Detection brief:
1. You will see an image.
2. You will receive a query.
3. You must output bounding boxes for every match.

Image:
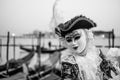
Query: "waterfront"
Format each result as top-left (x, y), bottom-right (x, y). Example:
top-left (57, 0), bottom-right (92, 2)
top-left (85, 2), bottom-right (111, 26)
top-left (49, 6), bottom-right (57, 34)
top-left (0, 36), bottom-right (120, 64)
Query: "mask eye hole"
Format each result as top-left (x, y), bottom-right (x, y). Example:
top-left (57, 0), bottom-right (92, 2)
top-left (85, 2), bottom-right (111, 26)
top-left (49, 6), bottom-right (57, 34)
top-left (74, 35), bottom-right (80, 41)
top-left (66, 37), bottom-right (72, 43)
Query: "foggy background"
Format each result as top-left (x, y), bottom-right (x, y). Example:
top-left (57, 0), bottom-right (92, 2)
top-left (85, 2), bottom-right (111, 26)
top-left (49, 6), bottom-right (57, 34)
top-left (0, 0), bottom-right (120, 36)
top-left (0, 0), bottom-right (120, 64)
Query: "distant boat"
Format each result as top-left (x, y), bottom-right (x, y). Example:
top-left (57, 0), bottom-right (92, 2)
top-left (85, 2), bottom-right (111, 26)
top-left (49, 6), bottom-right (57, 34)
top-left (20, 45), bottom-right (66, 54)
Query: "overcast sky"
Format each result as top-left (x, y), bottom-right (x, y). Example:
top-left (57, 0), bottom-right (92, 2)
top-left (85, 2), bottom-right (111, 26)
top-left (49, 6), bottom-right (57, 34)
top-left (0, 0), bottom-right (120, 36)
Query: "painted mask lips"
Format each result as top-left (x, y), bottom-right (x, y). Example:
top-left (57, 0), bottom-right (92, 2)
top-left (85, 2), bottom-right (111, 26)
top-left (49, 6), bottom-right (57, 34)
top-left (73, 46), bottom-right (78, 50)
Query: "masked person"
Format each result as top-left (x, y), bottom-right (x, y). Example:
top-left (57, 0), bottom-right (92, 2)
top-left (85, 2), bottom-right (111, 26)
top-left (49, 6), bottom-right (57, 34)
top-left (54, 15), bottom-right (102, 80)
top-left (54, 15), bottom-right (120, 80)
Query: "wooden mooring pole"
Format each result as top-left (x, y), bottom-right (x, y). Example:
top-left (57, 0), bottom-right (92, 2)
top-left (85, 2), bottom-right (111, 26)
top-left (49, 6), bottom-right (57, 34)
top-left (6, 32), bottom-right (10, 74)
top-left (37, 32), bottom-right (41, 77)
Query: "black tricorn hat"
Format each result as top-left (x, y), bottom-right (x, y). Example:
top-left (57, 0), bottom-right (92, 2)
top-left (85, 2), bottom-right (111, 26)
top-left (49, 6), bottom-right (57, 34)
top-left (55, 15), bottom-right (97, 38)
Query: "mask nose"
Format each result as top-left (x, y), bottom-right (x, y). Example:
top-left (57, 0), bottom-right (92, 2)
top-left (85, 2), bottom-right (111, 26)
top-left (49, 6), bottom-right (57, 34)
top-left (71, 39), bottom-right (77, 46)
top-left (71, 39), bottom-right (79, 50)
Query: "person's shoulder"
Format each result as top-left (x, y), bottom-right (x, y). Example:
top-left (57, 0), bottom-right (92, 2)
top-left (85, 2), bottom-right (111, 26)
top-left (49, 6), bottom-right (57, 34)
top-left (60, 49), bottom-right (76, 64)
top-left (60, 49), bottom-right (70, 59)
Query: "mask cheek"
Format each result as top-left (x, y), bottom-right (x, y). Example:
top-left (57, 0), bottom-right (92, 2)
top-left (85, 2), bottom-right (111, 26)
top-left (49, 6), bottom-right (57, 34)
top-left (77, 40), bottom-right (86, 53)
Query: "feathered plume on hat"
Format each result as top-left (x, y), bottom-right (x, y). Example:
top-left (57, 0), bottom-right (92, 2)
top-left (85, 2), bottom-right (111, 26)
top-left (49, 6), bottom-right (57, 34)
top-left (55, 15), bottom-right (97, 38)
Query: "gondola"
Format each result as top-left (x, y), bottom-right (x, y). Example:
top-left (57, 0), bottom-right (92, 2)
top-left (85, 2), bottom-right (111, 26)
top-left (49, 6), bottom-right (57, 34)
top-left (20, 45), bottom-right (65, 80)
top-left (27, 67), bottom-right (61, 80)
top-left (0, 50), bottom-right (34, 79)
top-left (20, 45), bottom-right (66, 54)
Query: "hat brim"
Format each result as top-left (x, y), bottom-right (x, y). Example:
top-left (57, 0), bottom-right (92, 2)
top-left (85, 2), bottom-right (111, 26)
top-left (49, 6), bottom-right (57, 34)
top-left (55, 15), bottom-right (96, 38)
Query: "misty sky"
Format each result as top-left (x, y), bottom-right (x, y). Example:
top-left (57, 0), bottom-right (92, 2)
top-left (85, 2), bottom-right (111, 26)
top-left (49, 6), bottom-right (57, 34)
top-left (0, 0), bottom-right (120, 36)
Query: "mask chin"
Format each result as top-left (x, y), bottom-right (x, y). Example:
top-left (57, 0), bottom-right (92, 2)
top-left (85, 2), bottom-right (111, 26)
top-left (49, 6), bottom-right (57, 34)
top-left (77, 45), bottom-right (86, 55)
